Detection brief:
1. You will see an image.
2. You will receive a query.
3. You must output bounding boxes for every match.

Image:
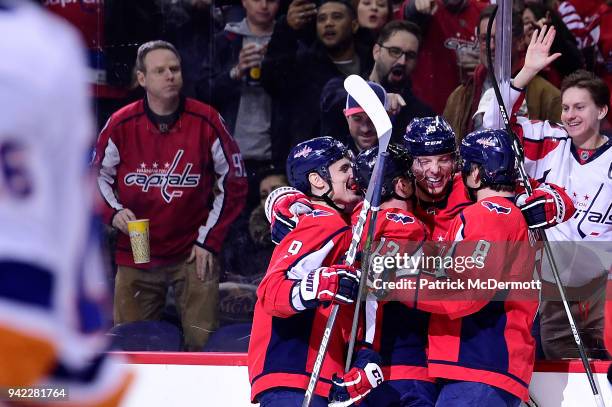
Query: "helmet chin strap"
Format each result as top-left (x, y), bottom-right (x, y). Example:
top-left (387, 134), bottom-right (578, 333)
top-left (310, 177), bottom-right (347, 213)
top-left (390, 191), bottom-right (410, 201)
top-left (321, 185), bottom-right (346, 213)
top-left (461, 172), bottom-right (485, 202)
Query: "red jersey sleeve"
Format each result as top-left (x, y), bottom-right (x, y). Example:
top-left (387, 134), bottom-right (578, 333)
top-left (257, 209), bottom-right (352, 318)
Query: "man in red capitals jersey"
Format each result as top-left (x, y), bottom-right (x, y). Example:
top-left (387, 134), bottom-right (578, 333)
top-left (94, 40), bottom-right (247, 351)
top-left (348, 145), bottom-right (437, 406)
top-left (248, 137), bottom-right (379, 406)
top-left (414, 129), bottom-right (539, 406)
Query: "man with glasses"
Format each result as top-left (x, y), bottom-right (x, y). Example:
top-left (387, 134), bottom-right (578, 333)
top-left (320, 20), bottom-right (434, 144)
top-left (369, 20), bottom-right (434, 141)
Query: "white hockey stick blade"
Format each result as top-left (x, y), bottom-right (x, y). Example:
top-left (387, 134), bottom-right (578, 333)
top-left (344, 75), bottom-right (393, 149)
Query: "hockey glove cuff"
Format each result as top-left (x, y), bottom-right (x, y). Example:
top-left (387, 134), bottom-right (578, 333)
top-left (294, 265), bottom-right (360, 310)
top-left (329, 348), bottom-right (384, 406)
top-left (516, 183), bottom-right (575, 229)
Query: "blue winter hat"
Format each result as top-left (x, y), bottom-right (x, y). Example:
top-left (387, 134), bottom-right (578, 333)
top-left (344, 81), bottom-right (387, 117)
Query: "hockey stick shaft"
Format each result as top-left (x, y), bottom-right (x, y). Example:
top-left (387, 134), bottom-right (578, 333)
top-left (345, 153), bottom-right (388, 371)
top-left (302, 76), bottom-right (393, 407)
top-left (302, 154), bottom-right (389, 407)
top-left (485, 8), bottom-right (604, 406)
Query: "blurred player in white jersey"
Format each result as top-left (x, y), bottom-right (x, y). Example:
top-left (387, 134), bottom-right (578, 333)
top-left (0, 1), bottom-right (131, 405)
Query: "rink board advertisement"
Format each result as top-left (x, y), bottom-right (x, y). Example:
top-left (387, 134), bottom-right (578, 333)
top-left (117, 352), bottom-right (612, 407)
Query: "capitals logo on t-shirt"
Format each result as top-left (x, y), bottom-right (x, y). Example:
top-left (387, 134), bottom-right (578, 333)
top-left (386, 212), bottom-right (414, 225)
top-left (481, 200), bottom-right (511, 214)
top-left (123, 149), bottom-right (201, 203)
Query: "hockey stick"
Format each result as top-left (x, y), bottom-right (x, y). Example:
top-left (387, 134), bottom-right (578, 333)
top-left (485, 8), bottom-right (605, 407)
top-left (302, 75), bottom-right (393, 407)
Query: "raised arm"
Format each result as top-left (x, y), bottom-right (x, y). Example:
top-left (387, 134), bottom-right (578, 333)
top-left (512, 25), bottom-right (562, 89)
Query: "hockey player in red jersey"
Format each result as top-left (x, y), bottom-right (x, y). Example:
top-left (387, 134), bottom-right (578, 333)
top-left (403, 116), bottom-right (473, 242)
top-left (343, 145), bottom-right (437, 406)
top-left (403, 116), bottom-right (575, 242)
top-left (415, 128), bottom-right (539, 406)
top-left (248, 137), bottom-right (383, 406)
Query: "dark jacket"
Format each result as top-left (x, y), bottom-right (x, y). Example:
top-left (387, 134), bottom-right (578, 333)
top-left (261, 17), bottom-right (373, 148)
top-left (198, 25), bottom-right (289, 167)
top-left (320, 76), bottom-right (435, 145)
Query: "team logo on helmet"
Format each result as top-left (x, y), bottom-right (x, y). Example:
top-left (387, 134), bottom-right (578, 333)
top-left (293, 145), bottom-right (313, 159)
top-left (481, 201), bottom-right (511, 214)
top-left (386, 212), bottom-right (415, 224)
top-left (476, 137), bottom-right (497, 148)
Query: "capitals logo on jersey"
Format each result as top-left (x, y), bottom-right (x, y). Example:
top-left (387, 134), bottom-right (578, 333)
top-left (570, 184), bottom-right (612, 237)
top-left (386, 212), bottom-right (415, 225)
top-left (481, 200), bottom-right (511, 214)
top-left (123, 149), bottom-right (201, 203)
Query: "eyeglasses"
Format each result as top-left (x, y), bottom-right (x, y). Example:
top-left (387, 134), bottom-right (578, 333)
top-left (378, 44), bottom-right (418, 60)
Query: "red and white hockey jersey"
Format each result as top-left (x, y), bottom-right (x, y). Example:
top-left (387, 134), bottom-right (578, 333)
top-left (362, 207), bottom-right (433, 382)
top-left (94, 97), bottom-right (248, 267)
top-left (484, 88), bottom-right (612, 287)
top-left (248, 204), bottom-right (353, 401)
top-left (417, 196), bottom-right (538, 401)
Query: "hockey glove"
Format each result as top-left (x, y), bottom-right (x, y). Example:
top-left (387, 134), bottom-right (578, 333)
top-left (296, 265), bottom-right (360, 309)
top-left (516, 183), bottom-right (575, 229)
top-left (329, 348), bottom-right (384, 406)
top-left (264, 186), bottom-right (313, 245)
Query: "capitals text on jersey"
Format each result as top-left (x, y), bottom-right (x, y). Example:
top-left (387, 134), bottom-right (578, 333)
top-left (123, 149), bottom-right (201, 203)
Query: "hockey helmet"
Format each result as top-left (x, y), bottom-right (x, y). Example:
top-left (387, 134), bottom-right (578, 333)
top-left (352, 143), bottom-right (413, 201)
top-left (459, 128), bottom-right (517, 185)
top-left (403, 116), bottom-right (456, 157)
top-left (286, 137), bottom-right (352, 194)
